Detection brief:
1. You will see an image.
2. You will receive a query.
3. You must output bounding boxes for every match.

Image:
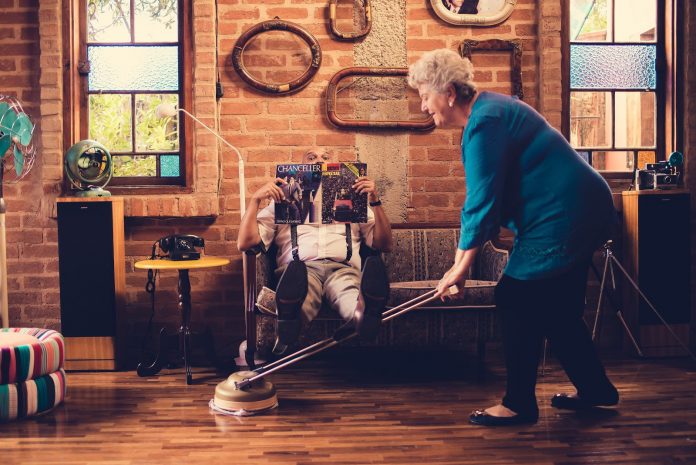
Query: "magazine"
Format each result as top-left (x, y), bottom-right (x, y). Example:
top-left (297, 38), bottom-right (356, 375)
top-left (274, 162), bottom-right (367, 224)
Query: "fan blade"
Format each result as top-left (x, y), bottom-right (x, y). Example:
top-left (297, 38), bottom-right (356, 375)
top-left (0, 103), bottom-right (17, 132)
top-left (12, 113), bottom-right (33, 146)
top-left (79, 153), bottom-right (106, 180)
top-left (14, 145), bottom-right (24, 176)
top-left (0, 135), bottom-right (10, 156)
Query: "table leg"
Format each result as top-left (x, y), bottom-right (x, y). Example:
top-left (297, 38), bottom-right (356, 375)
top-left (178, 269), bottom-right (193, 385)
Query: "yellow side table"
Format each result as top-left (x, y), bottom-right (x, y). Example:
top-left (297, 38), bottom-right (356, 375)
top-left (135, 256), bottom-right (229, 385)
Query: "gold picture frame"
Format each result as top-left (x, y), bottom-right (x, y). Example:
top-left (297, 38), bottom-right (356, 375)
top-left (430, 0), bottom-right (516, 27)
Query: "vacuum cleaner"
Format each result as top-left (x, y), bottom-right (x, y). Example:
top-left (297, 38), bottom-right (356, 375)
top-left (210, 285), bottom-right (458, 416)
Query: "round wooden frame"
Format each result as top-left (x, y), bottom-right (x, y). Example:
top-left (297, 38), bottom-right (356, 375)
top-left (430, 0), bottom-right (516, 27)
top-left (328, 0), bottom-right (372, 41)
top-left (231, 19), bottom-right (322, 94)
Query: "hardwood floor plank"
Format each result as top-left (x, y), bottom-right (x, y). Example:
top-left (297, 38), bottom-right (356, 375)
top-left (1, 351), bottom-right (695, 465)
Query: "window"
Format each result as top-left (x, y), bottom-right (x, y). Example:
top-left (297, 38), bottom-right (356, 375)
top-left (70, 0), bottom-right (191, 187)
top-left (567, 0), bottom-right (664, 176)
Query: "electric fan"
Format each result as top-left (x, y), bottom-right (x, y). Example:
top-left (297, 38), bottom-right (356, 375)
top-left (64, 139), bottom-right (114, 197)
top-left (0, 95), bottom-right (37, 328)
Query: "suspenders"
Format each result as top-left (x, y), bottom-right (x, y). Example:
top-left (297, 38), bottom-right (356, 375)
top-left (290, 224), bottom-right (352, 264)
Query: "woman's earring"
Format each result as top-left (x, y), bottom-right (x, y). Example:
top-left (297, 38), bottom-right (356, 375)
top-left (448, 101), bottom-right (454, 108)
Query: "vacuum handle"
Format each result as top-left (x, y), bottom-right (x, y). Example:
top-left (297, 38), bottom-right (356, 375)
top-left (237, 285), bottom-right (459, 390)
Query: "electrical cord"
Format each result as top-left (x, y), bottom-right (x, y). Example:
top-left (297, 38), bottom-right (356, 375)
top-left (139, 241), bottom-right (162, 360)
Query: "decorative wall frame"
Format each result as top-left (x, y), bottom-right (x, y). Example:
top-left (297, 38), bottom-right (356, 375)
top-left (458, 39), bottom-right (524, 100)
top-left (231, 19), bottom-right (321, 94)
top-left (326, 67), bottom-right (435, 131)
top-left (431, 0), bottom-right (516, 27)
top-left (328, 0), bottom-right (372, 41)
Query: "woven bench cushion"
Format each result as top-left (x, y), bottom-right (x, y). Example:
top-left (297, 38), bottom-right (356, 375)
top-left (0, 328), bottom-right (65, 384)
top-left (389, 279), bottom-right (497, 308)
top-left (0, 368), bottom-right (66, 422)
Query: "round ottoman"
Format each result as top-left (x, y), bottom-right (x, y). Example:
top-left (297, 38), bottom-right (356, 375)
top-left (0, 328), bottom-right (67, 421)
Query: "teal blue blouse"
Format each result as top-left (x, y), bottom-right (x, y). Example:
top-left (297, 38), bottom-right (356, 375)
top-left (459, 92), bottom-right (615, 280)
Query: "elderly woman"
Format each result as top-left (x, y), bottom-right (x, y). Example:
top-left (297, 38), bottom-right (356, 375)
top-left (408, 49), bottom-right (619, 427)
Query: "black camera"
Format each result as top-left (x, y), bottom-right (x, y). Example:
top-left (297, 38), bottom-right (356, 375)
top-left (636, 161), bottom-right (680, 190)
top-left (158, 235), bottom-right (204, 261)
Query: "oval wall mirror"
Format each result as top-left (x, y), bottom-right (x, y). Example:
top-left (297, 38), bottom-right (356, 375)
top-left (232, 20), bottom-right (321, 94)
top-left (430, 0), bottom-right (516, 26)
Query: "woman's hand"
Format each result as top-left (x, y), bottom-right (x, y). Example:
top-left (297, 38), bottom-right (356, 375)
top-left (435, 264), bottom-right (468, 301)
top-left (252, 178), bottom-right (286, 205)
top-left (353, 177), bottom-right (379, 203)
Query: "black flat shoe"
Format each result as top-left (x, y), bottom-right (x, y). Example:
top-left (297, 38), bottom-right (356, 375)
top-left (275, 260), bottom-right (308, 345)
top-left (551, 393), bottom-right (619, 411)
top-left (468, 409), bottom-right (538, 426)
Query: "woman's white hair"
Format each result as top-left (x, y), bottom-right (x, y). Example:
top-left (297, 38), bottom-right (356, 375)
top-left (408, 48), bottom-right (477, 103)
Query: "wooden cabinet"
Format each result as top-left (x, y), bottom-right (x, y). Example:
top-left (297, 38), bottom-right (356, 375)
top-left (57, 197), bottom-right (125, 370)
top-left (622, 190), bottom-right (690, 356)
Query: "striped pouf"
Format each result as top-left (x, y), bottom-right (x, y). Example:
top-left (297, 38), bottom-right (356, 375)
top-left (0, 328), bottom-right (67, 422)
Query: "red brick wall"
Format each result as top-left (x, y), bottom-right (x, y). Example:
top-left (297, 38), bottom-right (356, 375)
top-left (2, 0), bottom-right (694, 363)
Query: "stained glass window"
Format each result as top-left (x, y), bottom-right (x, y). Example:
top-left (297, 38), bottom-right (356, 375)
top-left (568, 0), bottom-right (659, 174)
top-left (82, 0), bottom-right (184, 186)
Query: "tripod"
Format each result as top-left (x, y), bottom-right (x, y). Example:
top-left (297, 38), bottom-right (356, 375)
top-left (591, 241), bottom-right (696, 362)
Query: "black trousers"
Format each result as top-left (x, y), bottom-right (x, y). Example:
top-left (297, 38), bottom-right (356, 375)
top-left (495, 260), bottom-right (617, 417)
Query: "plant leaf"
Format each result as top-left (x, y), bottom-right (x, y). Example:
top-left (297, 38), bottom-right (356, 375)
top-left (0, 134), bottom-right (10, 157)
top-left (13, 145), bottom-right (24, 176)
top-left (12, 113), bottom-right (33, 146)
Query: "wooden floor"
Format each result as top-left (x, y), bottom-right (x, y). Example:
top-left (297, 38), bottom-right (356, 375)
top-left (2, 350), bottom-right (696, 465)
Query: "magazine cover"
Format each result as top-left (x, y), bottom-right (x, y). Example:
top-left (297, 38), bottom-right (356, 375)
top-left (274, 163), bottom-right (323, 224)
top-left (320, 162), bottom-right (368, 224)
top-left (273, 162), bottom-right (368, 224)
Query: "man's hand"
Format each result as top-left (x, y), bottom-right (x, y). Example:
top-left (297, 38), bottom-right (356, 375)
top-left (353, 177), bottom-right (379, 203)
top-left (252, 178), bottom-right (286, 205)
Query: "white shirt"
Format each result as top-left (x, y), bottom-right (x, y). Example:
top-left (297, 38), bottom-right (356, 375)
top-left (257, 203), bottom-right (375, 270)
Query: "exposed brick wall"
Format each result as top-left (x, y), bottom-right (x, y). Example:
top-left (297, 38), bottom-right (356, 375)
top-left (403, 0), bottom-right (538, 223)
top-left (2, 0), bottom-right (694, 363)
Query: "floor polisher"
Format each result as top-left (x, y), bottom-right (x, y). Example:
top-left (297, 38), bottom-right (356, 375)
top-left (210, 285), bottom-right (459, 416)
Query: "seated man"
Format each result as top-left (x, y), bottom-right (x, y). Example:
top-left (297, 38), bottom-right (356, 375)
top-left (237, 148), bottom-right (393, 353)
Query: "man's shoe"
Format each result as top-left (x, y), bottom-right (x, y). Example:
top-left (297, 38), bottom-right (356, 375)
top-left (550, 392), bottom-right (619, 411)
top-left (275, 260), bottom-right (308, 346)
top-left (469, 409), bottom-right (538, 426)
top-left (353, 256), bottom-right (389, 341)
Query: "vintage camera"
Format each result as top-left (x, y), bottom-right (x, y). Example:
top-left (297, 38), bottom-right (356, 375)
top-left (158, 234), bottom-right (204, 260)
top-left (636, 161), bottom-right (681, 191)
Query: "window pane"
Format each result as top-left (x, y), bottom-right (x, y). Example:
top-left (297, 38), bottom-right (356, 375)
top-left (88, 45), bottom-right (179, 91)
top-left (160, 155), bottom-right (180, 177)
top-left (615, 0), bottom-right (656, 42)
top-left (87, 0), bottom-right (131, 43)
top-left (89, 94), bottom-right (132, 151)
top-left (636, 151), bottom-right (656, 170)
top-left (113, 155), bottom-right (156, 177)
top-left (593, 151), bottom-right (634, 172)
top-left (570, 0), bottom-right (609, 42)
top-left (570, 44), bottom-right (656, 89)
top-left (570, 92), bottom-right (612, 148)
top-left (135, 94), bottom-right (179, 151)
top-left (134, 0), bottom-right (178, 43)
top-left (576, 150), bottom-right (591, 164)
top-left (614, 92), bottom-right (655, 148)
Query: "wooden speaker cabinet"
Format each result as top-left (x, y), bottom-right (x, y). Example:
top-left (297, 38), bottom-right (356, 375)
top-left (57, 197), bottom-right (125, 370)
top-left (621, 190), bottom-right (691, 356)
